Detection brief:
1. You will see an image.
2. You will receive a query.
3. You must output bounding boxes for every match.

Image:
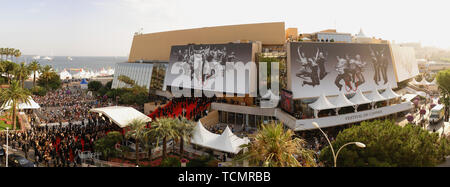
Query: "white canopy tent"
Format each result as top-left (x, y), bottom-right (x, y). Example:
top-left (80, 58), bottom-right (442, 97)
top-left (191, 122), bottom-right (250, 154)
top-left (411, 79), bottom-right (420, 85)
top-left (349, 90), bottom-right (372, 112)
top-left (418, 79), bottom-right (432, 86)
top-left (309, 94), bottom-right (337, 118)
top-left (381, 87), bottom-right (401, 100)
top-left (349, 90), bottom-right (372, 105)
top-left (1, 97), bottom-right (41, 110)
top-left (402, 94), bottom-right (419, 102)
top-left (365, 89), bottom-right (387, 109)
top-left (59, 69), bottom-right (72, 80)
top-left (365, 89), bottom-right (386, 103)
top-left (416, 91), bottom-right (428, 98)
top-left (309, 94), bottom-right (336, 111)
top-left (260, 90), bottom-right (281, 108)
top-left (329, 92), bottom-right (356, 116)
top-left (90, 106), bottom-right (152, 128)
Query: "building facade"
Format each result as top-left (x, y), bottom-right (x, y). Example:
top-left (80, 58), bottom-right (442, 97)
top-left (118, 22), bottom-right (418, 131)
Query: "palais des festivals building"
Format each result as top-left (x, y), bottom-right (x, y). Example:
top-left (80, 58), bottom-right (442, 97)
top-left (112, 22), bottom-right (419, 131)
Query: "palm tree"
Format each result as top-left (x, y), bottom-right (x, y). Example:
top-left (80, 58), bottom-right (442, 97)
top-left (125, 118), bottom-right (150, 166)
top-left (3, 60), bottom-right (18, 84)
top-left (13, 49), bottom-right (21, 63)
top-left (149, 118), bottom-right (177, 160)
top-left (0, 80), bottom-right (32, 130)
top-left (28, 60), bottom-right (40, 87)
top-left (0, 48), bottom-right (4, 60)
top-left (0, 60), bottom-right (6, 77)
top-left (174, 117), bottom-right (195, 159)
top-left (39, 65), bottom-right (53, 89)
top-left (7, 48), bottom-right (14, 61)
top-left (234, 122), bottom-right (317, 167)
top-left (14, 62), bottom-right (31, 88)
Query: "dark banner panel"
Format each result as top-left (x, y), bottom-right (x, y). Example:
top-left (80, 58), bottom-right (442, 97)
top-left (280, 89), bottom-right (294, 114)
top-left (289, 42), bottom-right (398, 99)
top-left (164, 43), bottom-right (255, 94)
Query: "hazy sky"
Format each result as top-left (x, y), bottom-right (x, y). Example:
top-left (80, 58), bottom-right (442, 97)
top-left (1, 0), bottom-right (449, 56)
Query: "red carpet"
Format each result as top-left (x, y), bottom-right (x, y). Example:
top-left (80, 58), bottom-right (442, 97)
top-left (148, 99), bottom-right (210, 120)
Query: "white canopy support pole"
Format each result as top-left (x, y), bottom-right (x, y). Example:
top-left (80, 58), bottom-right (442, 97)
top-left (314, 110), bottom-right (319, 119)
top-left (335, 108), bottom-right (341, 116)
top-left (353, 105), bottom-right (359, 113)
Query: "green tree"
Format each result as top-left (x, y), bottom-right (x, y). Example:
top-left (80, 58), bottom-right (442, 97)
top-left (174, 117), bottom-right (195, 159)
top-left (118, 75), bottom-right (136, 87)
top-left (28, 60), bottom-right (41, 88)
top-left (160, 157), bottom-right (181, 167)
top-left (436, 69), bottom-right (450, 121)
top-left (88, 81), bottom-right (103, 92)
top-left (94, 131), bottom-right (123, 160)
top-left (235, 122), bottom-right (317, 167)
top-left (0, 80), bottom-right (32, 130)
top-left (125, 118), bottom-right (150, 166)
top-left (13, 49), bottom-right (21, 63)
top-left (105, 81), bottom-right (113, 90)
top-left (13, 62), bottom-right (31, 88)
top-left (149, 118), bottom-right (177, 160)
top-left (38, 65), bottom-right (61, 90)
top-left (31, 86), bottom-right (48, 96)
top-left (319, 120), bottom-right (450, 167)
top-left (1, 60), bottom-right (17, 84)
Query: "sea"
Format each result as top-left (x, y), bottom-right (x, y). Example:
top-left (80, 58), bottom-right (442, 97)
top-left (16, 55), bottom-right (128, 73)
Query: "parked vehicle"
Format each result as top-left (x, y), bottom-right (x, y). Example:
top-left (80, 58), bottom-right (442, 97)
top-left (7, 154), bottom-right (35, 167)
top-left (430, 104), bottom-right (445, 124)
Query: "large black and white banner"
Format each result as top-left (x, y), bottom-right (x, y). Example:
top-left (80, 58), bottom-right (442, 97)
top-left (164, 43), bottom-right (256, 95)
top-left (289, 42), bottom-right (397, 99)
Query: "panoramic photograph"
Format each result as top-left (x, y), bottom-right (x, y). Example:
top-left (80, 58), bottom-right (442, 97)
top-left (0, 0), bottom-right (450, 184)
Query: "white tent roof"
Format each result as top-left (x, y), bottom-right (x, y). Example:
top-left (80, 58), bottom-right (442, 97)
top-left (329, 92), bottom-right (355, 108)
top-left (261, 90), bottom-right (280, 101)
top-left (429, 79), bottom-right (437, 85)
top-left (1, 97), bottom-right (40, 110)
top-left (349, 90), bottom-right (372, 105)
top-left (416, 91), bottom-right (427, 97)
top-left (191, 122), bottom-right (250, 154)
top-left (60, 69), bottom-right (72, 80)
top-left (411, 79), bottom-right (420, 85)
top-left (90, 106), bottom-right (151, 128)
top-left (309, 94), bottom-right (337, 111)
top-left (365, 89), bottom-right (386, 103)
top-left (416, 79), bottom-right (432, 85)
top-left (381, 87), bottom-right (401, 100)
top-left (402, 94), bottom-right (418, 102)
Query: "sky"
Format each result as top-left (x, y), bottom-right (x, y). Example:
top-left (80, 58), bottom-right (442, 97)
top-left (1, 0), bottom-right (449, 57)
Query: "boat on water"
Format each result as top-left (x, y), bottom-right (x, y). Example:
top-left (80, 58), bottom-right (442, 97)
top-left (43, 56), bottom-right (53, 61)
top-left (32, 56), bottom-right (41, 60)
top-left (67, 56), bottom-right (73, 61)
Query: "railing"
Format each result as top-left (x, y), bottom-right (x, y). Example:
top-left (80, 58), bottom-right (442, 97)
top-left (211, 103), bottom-right (276, 116)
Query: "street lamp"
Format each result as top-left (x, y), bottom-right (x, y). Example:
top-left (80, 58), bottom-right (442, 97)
top-left (312, 122), bottom-right (366, 167)
top-left (6, 127), bottom-right (8, 168)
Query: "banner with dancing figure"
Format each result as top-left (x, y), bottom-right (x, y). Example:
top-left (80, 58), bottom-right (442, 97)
top-left (289, 42), bottom-right (397, 99)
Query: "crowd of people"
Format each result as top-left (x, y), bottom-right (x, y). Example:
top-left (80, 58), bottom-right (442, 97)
top-left (33, 86), bottom-right (106, 124)
top-left (0, 116), bottom-right (119, 167)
